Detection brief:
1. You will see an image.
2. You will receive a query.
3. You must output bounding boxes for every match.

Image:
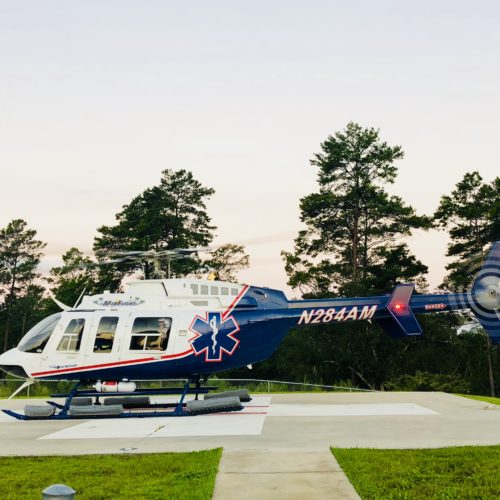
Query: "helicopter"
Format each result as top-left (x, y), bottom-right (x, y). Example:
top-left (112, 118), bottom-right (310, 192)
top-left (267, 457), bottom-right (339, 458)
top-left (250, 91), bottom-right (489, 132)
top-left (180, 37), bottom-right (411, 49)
top-left (0, 243), bottom-right (499, 420)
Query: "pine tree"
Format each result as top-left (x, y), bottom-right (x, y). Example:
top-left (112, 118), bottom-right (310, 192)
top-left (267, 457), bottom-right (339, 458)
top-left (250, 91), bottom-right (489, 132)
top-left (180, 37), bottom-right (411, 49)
top-left (434, 171), bottom-right (499, 290)
top-left (204, 244), bottom-right (250, 282)
top-left (94, 169), bottom-right (216, 281)
top-left (48, 248), bottom-right (98, 306)
top-left (282, 122), bottom-right (430, 298)
top-left (0, 220), bottom-right (46, 352)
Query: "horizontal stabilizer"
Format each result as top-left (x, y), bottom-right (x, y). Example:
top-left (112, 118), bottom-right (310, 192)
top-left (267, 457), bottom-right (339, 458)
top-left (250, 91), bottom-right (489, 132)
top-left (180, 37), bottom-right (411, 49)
top-left (377, 284), bottom-right (422, 338)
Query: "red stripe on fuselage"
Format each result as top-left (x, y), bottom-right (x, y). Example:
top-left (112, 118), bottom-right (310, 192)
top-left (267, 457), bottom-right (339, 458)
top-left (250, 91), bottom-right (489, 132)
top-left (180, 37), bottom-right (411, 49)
top-left (222, 284), bottom-right (250, 320)
top-left (31, 348), bottom-right (193, 377)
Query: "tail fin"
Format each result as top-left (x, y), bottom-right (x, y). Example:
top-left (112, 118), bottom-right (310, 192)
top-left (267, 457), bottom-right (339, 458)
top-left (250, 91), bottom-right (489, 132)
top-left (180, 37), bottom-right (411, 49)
top-left (471, 242), bottom-right (500, 342)
top-left (376, 284), bottom-right (422, 338)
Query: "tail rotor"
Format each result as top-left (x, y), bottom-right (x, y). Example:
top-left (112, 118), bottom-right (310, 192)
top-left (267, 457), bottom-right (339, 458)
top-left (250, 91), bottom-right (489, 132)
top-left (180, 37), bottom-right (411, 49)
top-left (470, 243), bottom-right (500, 342)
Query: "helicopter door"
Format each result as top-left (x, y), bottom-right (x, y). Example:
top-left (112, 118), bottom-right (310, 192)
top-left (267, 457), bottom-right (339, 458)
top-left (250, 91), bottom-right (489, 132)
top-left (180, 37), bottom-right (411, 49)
top-left (42, 313), bottom-right (92, 371)
top-left (85, 314), bottom-right (122, 364)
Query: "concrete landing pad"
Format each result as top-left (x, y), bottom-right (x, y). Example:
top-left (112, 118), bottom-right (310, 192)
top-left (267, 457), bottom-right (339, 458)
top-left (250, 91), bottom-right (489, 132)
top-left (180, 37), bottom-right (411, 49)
top-left (33, 397), bottom-right (435, 441)
top-left (0, 392), bottom-right (499, 455)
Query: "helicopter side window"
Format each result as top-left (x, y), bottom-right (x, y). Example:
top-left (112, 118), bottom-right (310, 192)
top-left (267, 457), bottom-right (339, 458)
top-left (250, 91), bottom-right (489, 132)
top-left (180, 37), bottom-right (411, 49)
top-left (94, 317), bottom-right (119, 353)
top-left (18, 313), bottom-right (62, 353)
top-left (57, 319), bottom-right (86, 352)
top-left (129, 317), bottom-right (172, 351)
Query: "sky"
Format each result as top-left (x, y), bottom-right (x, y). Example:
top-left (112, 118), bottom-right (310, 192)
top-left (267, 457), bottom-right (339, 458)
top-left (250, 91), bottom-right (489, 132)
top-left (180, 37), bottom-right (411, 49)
top-left (0, 1), bottom-right (498, 296)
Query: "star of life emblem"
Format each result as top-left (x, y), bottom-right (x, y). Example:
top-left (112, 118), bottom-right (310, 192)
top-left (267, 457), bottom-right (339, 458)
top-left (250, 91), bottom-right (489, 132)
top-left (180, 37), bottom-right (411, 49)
top-left (188, 312), bottom-right (240, 362)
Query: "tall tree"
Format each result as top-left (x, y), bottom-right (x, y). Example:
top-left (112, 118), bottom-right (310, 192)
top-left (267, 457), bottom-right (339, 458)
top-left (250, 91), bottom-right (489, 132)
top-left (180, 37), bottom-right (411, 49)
top-left (94, 169), bottom-right (216, 281)
top-left (271, 123), bottom-right (431, 390)
top-left (282, 122), bottom-right (430, 297)
top-left (0, 219), bottom-right (46, 352)
top-left (204, 244), bottom-right (250, 282)
top-left (434, 171), bottom-right (500, 396)
top-left (48, 248), bottom-right (98, 306)
top-left (434, 171), bottom-right (499, 290)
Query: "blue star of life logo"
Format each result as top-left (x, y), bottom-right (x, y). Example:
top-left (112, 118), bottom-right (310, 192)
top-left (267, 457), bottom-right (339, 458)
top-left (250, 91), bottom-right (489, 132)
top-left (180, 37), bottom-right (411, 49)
top-left (188, 312), bottom-right (240, 362)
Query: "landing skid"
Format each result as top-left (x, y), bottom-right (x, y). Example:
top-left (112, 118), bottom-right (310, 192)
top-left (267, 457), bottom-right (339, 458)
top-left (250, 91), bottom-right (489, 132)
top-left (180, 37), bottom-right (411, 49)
top-left (2, 380), bottom-right (248, 420)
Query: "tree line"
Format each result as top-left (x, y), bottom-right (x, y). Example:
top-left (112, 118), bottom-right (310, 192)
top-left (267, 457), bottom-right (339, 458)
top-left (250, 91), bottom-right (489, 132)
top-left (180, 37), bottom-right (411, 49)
top-left (230, 123), bottom-right (499, 395)
top-left (0, 123), bottom-right (498, 394)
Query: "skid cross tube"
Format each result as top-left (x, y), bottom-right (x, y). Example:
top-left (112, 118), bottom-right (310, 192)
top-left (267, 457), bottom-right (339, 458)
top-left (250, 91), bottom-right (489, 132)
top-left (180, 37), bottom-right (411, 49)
top-left (59, 381), bottom-right (81, 417)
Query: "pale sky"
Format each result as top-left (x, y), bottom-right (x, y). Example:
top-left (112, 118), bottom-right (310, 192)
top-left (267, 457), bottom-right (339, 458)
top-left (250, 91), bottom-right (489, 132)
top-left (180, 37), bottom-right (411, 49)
top-left (0, 1), bottom-right (498, 296)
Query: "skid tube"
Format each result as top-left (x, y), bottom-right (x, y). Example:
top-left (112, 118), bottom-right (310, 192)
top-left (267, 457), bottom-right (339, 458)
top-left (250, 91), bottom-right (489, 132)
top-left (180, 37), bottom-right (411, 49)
top-left (2, 378), bottom-right (241, 420)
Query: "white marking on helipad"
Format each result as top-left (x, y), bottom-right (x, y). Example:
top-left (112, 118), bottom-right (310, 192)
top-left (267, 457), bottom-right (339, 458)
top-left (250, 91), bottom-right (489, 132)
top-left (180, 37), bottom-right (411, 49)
top-left (37, 399), bottom-right (437, 440)
top-left (39, 396), bottom-right (271, 440)
top-left (268, 403), bottom-right (438, 417)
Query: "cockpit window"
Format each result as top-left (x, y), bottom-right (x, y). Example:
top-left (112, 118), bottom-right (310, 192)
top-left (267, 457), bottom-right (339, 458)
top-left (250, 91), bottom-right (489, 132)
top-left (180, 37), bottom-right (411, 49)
top-left (57, 319), bottom-right (86, 352)
top-left (18, 313), bottom-right (62, 353)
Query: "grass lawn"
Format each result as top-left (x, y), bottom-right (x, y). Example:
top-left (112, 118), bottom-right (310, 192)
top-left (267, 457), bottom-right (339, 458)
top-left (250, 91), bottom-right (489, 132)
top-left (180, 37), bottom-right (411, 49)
top-left (332, 446), bottom-right (500, 499)
top-left (457, 394), bottom-right (500, 406)
top-left (0, 449), bottom-right (221, 500)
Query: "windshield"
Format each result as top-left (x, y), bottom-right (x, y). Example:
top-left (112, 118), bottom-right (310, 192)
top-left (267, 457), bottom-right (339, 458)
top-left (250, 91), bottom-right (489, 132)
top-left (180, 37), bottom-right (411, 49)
top-left (18, 313), bottom-right (62, 353)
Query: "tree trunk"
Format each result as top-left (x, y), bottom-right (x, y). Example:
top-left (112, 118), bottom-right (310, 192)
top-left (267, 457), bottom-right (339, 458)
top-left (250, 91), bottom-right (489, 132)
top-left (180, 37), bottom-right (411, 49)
top-left (21, 309), bottom-right (27, 336)
top-left (349, 366), bottom-right (374, 390)
top-left (3, 270), bottom-right (18, 352)
top-left (2, 321), bottom-right (9, 353)
top-left (3, 300), bottom-right (12, 352)
top-left (486, 335), bottom-right (495, 397)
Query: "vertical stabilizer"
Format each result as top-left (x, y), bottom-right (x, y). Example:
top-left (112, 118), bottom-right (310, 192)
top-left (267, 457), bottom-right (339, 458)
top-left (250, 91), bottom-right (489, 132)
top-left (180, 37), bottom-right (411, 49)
top-left (376, 284), bottom-right (422, 338)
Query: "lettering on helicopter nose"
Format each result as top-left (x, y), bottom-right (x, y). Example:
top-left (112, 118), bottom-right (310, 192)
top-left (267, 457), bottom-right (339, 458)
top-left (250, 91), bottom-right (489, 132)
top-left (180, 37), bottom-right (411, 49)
top-left (298, 305), bottom-right (378, 325)
top-left (189, 312), bottom-right (240, 362)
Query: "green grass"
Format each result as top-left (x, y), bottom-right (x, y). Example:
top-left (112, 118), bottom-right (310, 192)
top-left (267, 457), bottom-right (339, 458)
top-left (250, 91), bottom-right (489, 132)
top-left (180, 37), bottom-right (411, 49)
top-left (332, 446), bottom-right (500, 499)
top-left (457, 394), bottom-right (500, 406)
top-left (0, 450), bottom-right (222, 500)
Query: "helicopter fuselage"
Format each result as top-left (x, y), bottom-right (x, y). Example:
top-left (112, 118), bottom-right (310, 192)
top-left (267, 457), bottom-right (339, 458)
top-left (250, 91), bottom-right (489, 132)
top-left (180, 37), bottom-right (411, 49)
top-left (0, 277), bottom-right (476, 384)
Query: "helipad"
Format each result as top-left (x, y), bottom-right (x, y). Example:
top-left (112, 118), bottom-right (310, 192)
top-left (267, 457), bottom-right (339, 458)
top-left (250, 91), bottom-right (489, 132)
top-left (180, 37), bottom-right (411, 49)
top-left (2, 392), bottom-right (499, 499)
top-left (1, 391), bottom-right (498, 454)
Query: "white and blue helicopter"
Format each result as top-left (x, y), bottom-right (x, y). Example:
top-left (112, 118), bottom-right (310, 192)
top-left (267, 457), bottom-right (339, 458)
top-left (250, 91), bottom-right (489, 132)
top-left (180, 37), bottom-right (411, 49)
top-left (0, 243), bottom-right (499, 420)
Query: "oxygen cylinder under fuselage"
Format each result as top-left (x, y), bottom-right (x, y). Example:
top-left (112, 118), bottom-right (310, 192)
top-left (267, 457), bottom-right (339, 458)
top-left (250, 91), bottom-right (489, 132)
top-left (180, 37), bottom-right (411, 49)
top-left (94, 381), bottom-right (137, 393)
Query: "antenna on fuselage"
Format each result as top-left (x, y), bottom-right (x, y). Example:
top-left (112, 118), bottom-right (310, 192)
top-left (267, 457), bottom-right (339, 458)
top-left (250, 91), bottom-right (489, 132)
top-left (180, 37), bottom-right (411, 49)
top-left (73, 287), bottom-right (87, 309)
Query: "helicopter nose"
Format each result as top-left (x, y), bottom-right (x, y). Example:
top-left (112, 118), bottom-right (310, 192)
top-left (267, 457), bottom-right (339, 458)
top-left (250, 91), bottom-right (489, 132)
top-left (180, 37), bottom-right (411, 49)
top-left (0, 349), bottom-right (30, 380)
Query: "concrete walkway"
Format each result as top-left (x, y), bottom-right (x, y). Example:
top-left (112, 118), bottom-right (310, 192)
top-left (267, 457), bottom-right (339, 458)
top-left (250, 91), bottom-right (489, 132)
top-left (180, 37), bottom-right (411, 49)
top-left (213, 450), bottom-right (360, 499)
